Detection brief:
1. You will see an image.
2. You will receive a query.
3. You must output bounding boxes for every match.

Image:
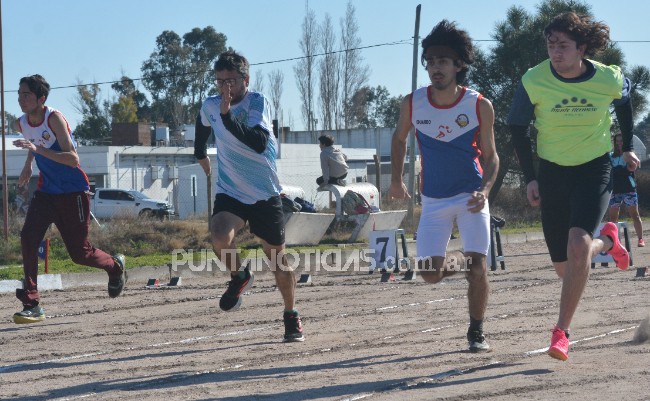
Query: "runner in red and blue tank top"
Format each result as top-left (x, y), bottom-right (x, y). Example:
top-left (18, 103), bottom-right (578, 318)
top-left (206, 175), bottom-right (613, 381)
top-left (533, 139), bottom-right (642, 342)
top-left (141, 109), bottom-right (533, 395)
top-left (11, 74), bottom-right (127, 325)
top-left (390, 20), bottom-right (499, 353)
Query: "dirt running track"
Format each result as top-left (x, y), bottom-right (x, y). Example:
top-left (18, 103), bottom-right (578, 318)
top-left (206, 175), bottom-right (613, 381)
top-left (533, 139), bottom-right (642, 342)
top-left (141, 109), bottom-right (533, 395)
top-left (1, 238), bottom-right (650, 401)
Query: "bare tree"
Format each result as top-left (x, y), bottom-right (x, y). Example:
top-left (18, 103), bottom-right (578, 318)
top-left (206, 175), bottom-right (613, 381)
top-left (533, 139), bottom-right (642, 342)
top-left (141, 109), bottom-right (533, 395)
top-left (268, 69), bottom-right (285, 120)
top-left (318, 13), bottom-right (340, 131)
top-left (294, 1), bottom-right (318, 135)
top-left (339, 0), bottom-right (370, 129)
top-left (252, 69), bottom-right (265, 93)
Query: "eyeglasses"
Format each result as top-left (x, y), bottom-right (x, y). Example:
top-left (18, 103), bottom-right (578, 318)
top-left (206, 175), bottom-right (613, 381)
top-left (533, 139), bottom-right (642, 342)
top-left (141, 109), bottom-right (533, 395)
top-left (214, 77), bottom-right (243, 87)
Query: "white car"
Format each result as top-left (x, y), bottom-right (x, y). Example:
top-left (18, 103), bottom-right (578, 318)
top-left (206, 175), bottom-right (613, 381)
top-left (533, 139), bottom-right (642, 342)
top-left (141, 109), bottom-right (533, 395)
top-left (90, 189), bottom-right (173, 219)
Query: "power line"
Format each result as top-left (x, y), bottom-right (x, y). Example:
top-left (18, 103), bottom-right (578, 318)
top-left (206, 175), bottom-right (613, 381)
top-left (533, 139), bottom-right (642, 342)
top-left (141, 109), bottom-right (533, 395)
top-left (4, 37), bottom-right (648, 94)
top-left (3, 39), bottom-right (412, 93)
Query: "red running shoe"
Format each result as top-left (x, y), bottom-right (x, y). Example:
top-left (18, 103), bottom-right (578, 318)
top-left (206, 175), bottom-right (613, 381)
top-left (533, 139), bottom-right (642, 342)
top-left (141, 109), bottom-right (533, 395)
top-left (548, 325), bottom-right (569, 361)
top-left (600, 222), bottom-right (630, 270)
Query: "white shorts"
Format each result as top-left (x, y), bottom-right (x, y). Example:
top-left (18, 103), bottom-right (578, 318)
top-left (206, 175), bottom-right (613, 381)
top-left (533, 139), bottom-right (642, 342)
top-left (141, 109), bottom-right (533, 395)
top-left (416, 193), bottom-right (490, 258)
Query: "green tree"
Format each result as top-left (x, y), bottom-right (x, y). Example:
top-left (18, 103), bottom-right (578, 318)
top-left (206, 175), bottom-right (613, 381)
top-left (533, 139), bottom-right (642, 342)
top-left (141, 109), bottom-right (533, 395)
top-left (110, 96), bottom-right (138, 123)
top-left (467, 0), bottom-right (650, 202)
top-left (72, 82), bottom-right (111, 145)
top-left (141, 30), bottom-right (191, 131)
top-left (182, 26), bottom-right (227, 118)
top-left (349, 85), bottom-right (401, 128)
top-left (111, 75), bottom-right (151, 122)
top-left (3, 112), bottom-right (18, 134)
top-left (141, 27), bottom-right (226, 133)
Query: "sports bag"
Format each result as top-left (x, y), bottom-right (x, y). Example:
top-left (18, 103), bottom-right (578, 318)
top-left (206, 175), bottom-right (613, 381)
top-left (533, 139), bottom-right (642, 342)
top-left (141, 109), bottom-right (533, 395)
top-left (341, 191), bottom-right (371, 215)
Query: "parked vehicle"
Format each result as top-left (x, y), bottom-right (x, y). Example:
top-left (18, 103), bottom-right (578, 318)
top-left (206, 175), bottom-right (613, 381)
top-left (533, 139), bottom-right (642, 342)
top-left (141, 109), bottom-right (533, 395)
top-left (90, 188), bottom-right (173, 219)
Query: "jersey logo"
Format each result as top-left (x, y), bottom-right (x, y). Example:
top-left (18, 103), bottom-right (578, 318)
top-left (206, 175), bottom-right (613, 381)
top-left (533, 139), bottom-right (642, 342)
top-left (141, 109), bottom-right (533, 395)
top-left (552, 97), bottom-right (596, 113)
top-left (42, 131), bottom-right (51, 141)
top-left (436, 125), bottom-right (452, 139)
top-left (455, 114), bottom-right (469, 128)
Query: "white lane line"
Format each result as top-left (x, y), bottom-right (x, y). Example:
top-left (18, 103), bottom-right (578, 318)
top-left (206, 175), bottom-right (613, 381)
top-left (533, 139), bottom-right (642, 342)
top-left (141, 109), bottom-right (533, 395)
top-left (53, 392), bottom-right (97, 400)
top-left (341, 324), bottom-right (641, 400)
top-left (421, 324), bottom-right (456, 333)
top-left (339, 393), bottom-right (374, 401)
top-left (0, 352), bottom-right (105, 374)
top-left (0, 326), bottom-right (276, 373)
top-left (376, 297), bottom-right (457, 311)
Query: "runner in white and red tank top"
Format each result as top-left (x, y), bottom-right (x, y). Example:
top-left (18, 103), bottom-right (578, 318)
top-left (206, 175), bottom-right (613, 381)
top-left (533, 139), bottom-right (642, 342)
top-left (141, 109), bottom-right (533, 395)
top-left (389, 20), bottom-right (499, 353)
top-left (11, 74), bottom-right (127, 325)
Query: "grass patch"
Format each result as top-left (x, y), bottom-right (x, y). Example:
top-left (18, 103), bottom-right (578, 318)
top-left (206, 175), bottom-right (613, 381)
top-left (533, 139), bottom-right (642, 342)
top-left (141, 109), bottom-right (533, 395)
top-left (5, 184), bottom-right (641, 282)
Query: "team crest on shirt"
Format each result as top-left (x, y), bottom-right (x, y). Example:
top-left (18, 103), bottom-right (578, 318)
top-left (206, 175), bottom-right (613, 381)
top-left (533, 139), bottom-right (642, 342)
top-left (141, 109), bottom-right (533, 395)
top-left (42, 131), bottom-right (51, 141)
top-left (455, 114), bottom-right (469, 128)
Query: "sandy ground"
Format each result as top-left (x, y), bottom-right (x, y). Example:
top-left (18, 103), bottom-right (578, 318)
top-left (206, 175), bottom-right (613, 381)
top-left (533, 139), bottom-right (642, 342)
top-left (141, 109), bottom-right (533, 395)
top-left (1, 238), bottom-right (650, 401)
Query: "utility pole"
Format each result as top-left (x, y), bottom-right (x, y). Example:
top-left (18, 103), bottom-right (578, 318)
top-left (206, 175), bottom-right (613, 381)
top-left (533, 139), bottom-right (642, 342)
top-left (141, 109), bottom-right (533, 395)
top-left (407, 4), bottom-right (421, 226)
top-left (1, 0), bottom-right (8, 240)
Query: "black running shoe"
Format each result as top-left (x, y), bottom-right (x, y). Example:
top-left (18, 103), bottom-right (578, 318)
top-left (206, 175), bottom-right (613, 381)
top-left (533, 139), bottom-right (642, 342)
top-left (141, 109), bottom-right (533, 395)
top-left (108, 254), bottom-right (127, 298)
top-left (467, 329), bottom-right (490, 352)
top-left (283, 310), bottom-right (305, 342)
top-left (219, 268), bottom-right (254, 312)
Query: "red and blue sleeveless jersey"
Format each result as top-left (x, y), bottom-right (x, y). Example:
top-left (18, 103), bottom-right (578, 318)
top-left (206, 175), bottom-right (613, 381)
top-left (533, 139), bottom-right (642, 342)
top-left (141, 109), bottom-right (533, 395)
top-left (411, 86), bottom-right (483, 198)
top-left (17, 106), bottom-right (89, 194)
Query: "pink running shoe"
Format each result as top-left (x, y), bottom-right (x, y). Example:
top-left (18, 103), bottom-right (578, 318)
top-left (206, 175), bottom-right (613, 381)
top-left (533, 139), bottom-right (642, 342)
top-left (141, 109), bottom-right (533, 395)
top-left (548, 326), bottom-right (569, 361)
top-left (638, 238), bottom-right (645, 247)
top-left (600, 222), bottom-right (630, 270)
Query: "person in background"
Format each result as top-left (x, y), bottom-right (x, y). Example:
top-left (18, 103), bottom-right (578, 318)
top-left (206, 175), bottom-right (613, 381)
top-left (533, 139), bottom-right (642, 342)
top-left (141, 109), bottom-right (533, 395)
top-left (507, 12), bottom-right (638, 361)
top-left (316, 135), bottom-right (348, 186)
top-left (609, 133), bottom-right (644, 247)
top-left (12, 74), bottom-right (126, 324)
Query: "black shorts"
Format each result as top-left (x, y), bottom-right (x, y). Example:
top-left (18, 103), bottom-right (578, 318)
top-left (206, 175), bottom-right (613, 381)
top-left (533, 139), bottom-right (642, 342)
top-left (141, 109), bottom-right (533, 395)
top-left (538, 153), bottom-right (612, 263)
top-left (212, 193), bottom-right (285, 246)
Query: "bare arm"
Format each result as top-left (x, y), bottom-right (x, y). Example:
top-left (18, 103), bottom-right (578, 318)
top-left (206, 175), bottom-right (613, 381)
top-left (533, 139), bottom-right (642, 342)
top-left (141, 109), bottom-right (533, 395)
top-left (14, 120), bottom-right (34, 187)
top-left (389, 95), bottom-right (413, 199)
top-left (467, 97), bottom-right (500, 213)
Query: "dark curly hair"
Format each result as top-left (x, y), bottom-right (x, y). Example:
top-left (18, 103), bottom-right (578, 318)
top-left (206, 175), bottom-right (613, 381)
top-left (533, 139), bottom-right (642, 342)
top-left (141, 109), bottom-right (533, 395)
top-left (214, 50), bottom-right (250, 78)
top-left (544, 12), bottom-right (610, 57)
top-left (19, 74), bottom-right (50, 101)
top-left (420, 20), bottom-right (475, 84)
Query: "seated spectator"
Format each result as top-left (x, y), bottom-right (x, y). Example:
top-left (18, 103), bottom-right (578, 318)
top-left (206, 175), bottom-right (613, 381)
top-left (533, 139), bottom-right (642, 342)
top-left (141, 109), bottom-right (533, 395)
top-left (316, 135), bottom-right (348, 187)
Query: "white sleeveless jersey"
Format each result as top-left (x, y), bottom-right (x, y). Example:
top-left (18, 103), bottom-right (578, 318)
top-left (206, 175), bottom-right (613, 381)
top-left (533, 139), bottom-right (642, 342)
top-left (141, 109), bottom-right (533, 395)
top-left (17, 106), bottom-right (89, 194)
top-left (411, 86), bottom-right (483, 198)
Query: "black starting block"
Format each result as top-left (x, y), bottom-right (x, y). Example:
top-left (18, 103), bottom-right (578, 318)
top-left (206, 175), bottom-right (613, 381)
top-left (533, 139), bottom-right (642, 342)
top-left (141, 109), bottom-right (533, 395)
top-left (297, 274), bottom-right (312, 284)
top-left (489, 215), bottom-right (506, 271)
top-left (380, 272), bottom-right (395, 282)
top-left (402, 269), bottom-right (417, 281)
top-left (636, 267), bottom-right (649, 278)
top-left (146, 277), bottom-right (182, 288)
